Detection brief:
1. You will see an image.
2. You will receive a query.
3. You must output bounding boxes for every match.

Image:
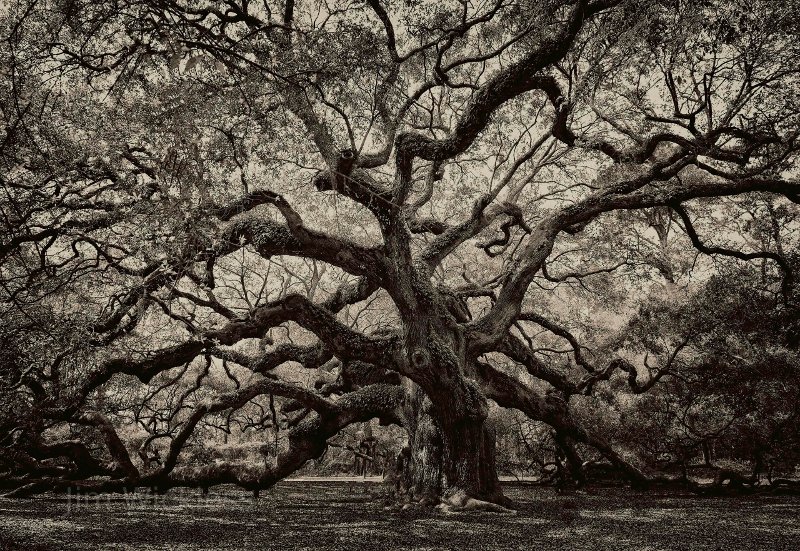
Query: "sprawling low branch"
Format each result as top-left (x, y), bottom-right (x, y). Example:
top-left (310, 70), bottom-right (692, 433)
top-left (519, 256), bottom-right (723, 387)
top-left (45, 285), bottom-right (394, 420)
top-left (157, 377), bottom-right (340, 476)
top-left (7, 384), bottom-right (404, 497)
top-left (474, 361), bottom-right (649, 484)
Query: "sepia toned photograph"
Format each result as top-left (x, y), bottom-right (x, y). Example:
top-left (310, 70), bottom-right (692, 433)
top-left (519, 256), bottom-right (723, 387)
top-left (1, 0), bottom-right (798, 549)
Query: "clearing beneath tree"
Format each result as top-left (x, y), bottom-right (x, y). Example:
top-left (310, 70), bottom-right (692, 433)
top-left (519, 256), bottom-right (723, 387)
top-left (1, 481), bottom-right (798, 551)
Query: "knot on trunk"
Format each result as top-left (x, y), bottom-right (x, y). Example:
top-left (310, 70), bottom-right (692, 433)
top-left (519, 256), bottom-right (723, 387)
top-left (410, 347), bottom-right (430, 369)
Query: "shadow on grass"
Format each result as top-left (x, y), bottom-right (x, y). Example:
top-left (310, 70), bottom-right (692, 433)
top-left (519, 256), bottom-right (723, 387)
top-left (1, 482), bottom-right (798, 550)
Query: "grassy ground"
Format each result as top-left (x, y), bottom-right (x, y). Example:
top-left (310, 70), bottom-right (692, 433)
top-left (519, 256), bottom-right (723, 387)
top-left (1, 481), bottom-right (798, 550)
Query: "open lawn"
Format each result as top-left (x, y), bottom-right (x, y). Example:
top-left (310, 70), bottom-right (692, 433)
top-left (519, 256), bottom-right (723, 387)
top-left (1, 481), bottom-right (798, 550)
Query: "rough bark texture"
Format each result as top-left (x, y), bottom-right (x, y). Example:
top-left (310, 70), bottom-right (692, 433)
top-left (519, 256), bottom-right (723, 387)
top-left (402, 383), bottom-right (443, 503)
top-left (438, 415), bottom-right (505, 505)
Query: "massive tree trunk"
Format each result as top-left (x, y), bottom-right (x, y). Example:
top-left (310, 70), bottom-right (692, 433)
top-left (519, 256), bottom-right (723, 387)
top-left (400, 388), bottom-right (506, 507)
top-left (436, 412), bottom-right (505, 506)
top-left (400, 383), bottom-right (442, 502)
top-left (399, 363), bottom-right (506, 507)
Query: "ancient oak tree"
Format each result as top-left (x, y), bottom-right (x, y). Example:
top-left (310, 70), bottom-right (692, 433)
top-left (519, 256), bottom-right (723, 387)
top-left (1, 0), bottom-right (798, 507)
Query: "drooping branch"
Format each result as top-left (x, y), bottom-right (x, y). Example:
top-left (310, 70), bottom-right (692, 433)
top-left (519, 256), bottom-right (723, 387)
top-left (197, 383), bottom-right (403, 491)
top-left (518, 312), bottom-right (595, 373)
top-left (46, 285), bottom-right (395, 420)
top-left (157, 377), bottom-right (340, 476)
top-left (474, 361), bottom-right (649, 485)
top-left (490, 334), bottom-right (577, 393)
top-left (671, 203), bottom-right (794, 298)
top-left (74, 411), bottom-right (139, 480)
top-left (8, 384), bottom-right (404, 497)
